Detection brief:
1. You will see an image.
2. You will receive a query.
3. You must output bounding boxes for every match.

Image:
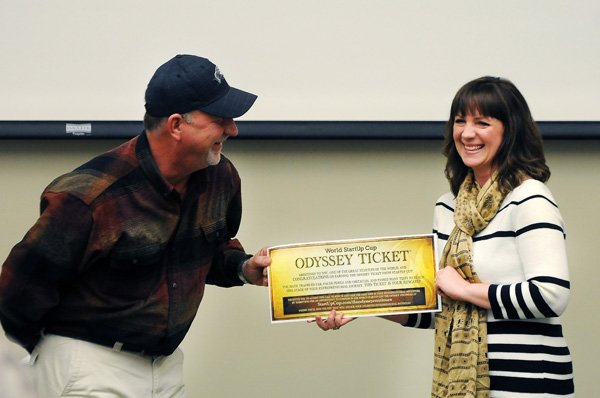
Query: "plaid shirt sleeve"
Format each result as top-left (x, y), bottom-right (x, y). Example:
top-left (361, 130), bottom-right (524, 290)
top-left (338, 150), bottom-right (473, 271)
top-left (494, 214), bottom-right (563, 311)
top-left (0, 192), bottom-right (92, 352)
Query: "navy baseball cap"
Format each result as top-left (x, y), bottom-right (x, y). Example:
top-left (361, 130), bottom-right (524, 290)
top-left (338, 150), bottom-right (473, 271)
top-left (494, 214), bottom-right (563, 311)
top-left (144, 54), bottom-right (257, 118)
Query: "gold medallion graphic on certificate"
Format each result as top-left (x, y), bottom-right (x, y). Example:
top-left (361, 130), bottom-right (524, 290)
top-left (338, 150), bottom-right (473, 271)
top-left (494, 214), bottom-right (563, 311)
top-left (268, 235), bottom-right (440, 322)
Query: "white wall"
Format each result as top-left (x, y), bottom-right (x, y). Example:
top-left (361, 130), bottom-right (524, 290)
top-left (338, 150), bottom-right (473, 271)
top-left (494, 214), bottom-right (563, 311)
top-left (0, 0), bottom-right (599, 121)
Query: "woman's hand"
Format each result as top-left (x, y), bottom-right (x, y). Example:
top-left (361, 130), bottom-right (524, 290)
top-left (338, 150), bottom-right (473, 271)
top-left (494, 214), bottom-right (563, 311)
top-left (436, 266), bottom-right (470, 300)
top-left (436, 266), bottom-right (491, 309)
top-left (309, 309), bottom-right (355, 331)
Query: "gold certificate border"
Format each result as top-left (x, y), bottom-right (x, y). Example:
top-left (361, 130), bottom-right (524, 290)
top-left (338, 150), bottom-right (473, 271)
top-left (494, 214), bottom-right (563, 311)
top-left (268, 234), bottom-right (440, 323)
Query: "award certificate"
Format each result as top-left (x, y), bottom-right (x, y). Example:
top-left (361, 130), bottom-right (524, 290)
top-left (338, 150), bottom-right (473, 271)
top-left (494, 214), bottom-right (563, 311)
top-left (268, 234), bottom-right (440, 323)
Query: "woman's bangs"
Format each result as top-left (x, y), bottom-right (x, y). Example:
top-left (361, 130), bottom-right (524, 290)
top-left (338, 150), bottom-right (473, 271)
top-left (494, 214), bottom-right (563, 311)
top-left (452, 85), bottom-right (505, 121)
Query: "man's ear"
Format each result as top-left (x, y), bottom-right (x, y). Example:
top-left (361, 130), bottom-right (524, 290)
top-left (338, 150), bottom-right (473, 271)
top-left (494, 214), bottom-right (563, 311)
top-left (165, 113), bottom-right (185, 141)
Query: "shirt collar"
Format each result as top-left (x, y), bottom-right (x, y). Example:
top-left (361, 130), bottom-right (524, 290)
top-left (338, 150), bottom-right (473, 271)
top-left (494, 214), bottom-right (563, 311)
top-left (136, 131), bottom-right (177, 198)
top-left (135, 131), bottom-right (207, 200)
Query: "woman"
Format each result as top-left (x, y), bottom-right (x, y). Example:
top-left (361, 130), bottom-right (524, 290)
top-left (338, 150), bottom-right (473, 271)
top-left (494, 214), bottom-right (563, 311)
top-left (316, 77), bottom-right (574, 397)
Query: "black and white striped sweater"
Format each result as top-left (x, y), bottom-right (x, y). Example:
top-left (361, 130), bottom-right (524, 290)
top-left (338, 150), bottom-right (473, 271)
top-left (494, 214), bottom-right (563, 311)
top-left (407, 179), bottom-right (574, 397)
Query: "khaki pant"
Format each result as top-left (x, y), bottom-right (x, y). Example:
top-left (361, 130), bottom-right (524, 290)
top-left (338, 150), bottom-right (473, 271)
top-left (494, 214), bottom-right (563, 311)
top-left (30, 334), bottom-right (185, 398)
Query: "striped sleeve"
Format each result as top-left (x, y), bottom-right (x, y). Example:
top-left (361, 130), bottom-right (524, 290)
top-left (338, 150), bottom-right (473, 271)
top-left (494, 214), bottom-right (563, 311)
top-left (404, 313), bottom-right (435, 329)
top-left (432, 194), bottom-right (454, 256)
top-left (488, 191), bottom-right (570, 320)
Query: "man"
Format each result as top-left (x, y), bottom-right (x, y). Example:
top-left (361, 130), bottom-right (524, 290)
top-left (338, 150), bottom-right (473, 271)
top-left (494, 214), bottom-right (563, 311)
top-left (0, 54), bottom-right (270, 397)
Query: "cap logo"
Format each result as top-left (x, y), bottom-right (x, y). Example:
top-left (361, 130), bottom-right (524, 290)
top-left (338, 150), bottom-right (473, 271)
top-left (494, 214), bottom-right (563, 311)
top-left (214, 66), bottom-right (223, 84)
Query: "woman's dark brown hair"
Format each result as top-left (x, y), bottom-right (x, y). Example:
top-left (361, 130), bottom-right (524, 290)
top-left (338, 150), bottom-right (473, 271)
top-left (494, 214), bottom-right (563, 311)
top-left (442, 76), bottom-right (550, 195)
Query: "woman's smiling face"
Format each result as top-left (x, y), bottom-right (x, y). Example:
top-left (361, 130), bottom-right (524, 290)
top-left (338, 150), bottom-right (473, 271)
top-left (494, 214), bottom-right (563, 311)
top-left (452, 111), bottom-right (504, 186)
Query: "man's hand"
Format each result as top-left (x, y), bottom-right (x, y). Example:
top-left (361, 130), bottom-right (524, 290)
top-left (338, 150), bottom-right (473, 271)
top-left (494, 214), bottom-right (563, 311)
top-left (242, 247), bottom-right (271, 286)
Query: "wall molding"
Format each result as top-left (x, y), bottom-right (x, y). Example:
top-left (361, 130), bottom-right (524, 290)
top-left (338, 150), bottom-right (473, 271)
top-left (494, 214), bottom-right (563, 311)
top-left (1, 120), bottom-right (599, 140)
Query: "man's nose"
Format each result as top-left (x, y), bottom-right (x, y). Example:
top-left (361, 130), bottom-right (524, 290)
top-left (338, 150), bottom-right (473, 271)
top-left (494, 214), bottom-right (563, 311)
top-left (223, 118), bottom-right (238, 137)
